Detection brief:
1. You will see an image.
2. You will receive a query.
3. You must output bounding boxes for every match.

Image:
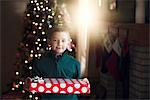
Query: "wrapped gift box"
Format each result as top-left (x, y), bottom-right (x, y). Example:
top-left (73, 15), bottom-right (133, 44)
top-left (29, 77), bottom-right (90, 94)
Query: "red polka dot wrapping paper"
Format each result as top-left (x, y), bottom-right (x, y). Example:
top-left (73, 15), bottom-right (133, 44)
top-left (29, 78), bottom-right (90, 94)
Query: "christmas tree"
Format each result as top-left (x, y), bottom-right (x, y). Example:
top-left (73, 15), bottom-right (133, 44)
top-left (11, 0), bottom-right (73, 99)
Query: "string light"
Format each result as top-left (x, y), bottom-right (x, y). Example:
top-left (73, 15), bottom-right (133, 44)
top-left (40, 5), bottom-right (43, 8)
top-left (29, 94), bottom-right (32, 98)
top-left (30, 1), bottom-right (33, 3)
top-left (39, 23), bottom-right (42, 26)
top-left (15, 84), bottom-right (19, 88)
top-left (34, 8), bottom-right (37, 11)
top-left (35, 23), bottom-right (38, 26)
top-left (49, 25), bottom-right (52, 28)
top-left (37, 7), bottom-right (40, 11)
top-left (39, 44), bottom-right (41, 46)
top-left (38, 26), bottom-right (42, 29)
top-left (34, 0), bottom-right (37, 3)
top-left (25, 44), bottom-right (28, 47)
top-left (30, 54), bottom-right (34, 57)
top-left (45, 0), bottom-right (48, 3)
top-left (12, 87), bottom-right (15, 90)
top-left (25, 60), bottom-right (28, 63)
top-left (35, 96), bottom-right (39, 100)
top-left (46, 7), bottom-right (48, 10)
top-left (19, 81), bottom-right (23, 84)
top-left (16, 71), bottom-right (19, 75)
top-left (36, 3), bottom-right (39, 6)
top-left (42, 19), bottom-right (45, 22)
top-left (36, 15), bottom-right (39, 17)
top-left (32, 22), bottom-right (35, 24)
top-left (43, 38), bottom-right (46, 41)
top-left (31, 50), bottom-right (34, 53)
top-left (27, 14), bottom-right (30, 17)
top-left (22, 90), bottom-right (25, 93)
top-left (42, 8), bottom-right (46, 11)
top-left (35, 42), bottom-right (38, 44)
top-left (38, 54), bottom-right (41, 57)
top-left (42, 31), bottom-right (45, 35)
top-left (40, 2), bottom-right (43, 5)
top-left (33, 31), bottom-right (36, 34)
top-left (37, 47), bottom-right (40, 50)
top-left (48, 9), bottom-right (51, 12)
top-left (35, 54), bottom-right (38, 57)
top-left (37, 38), bottom-right (40, 41)
top-left (28, 66), bottom-right (32, 70)
top-left (58, 15), bottom-right (61, 18)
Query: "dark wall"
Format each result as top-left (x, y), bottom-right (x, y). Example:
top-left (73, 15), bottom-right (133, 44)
top-left (1, 0), bottom-right (27, 93)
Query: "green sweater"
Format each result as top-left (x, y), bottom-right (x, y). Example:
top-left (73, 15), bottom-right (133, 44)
top-left (33, 51), bottom-right (81, 100)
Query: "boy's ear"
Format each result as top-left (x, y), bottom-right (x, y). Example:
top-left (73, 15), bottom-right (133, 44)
top-left (67, 39), bottom-right (72, 51)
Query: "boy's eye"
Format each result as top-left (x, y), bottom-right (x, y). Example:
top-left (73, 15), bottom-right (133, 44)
top-left (62, 40), bottom-right (66, 42)
top-left (53, 39), bottom-right (57, 41)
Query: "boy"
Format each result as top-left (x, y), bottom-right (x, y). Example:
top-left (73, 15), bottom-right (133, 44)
top-left (32, 27), bottom-right (88, 100)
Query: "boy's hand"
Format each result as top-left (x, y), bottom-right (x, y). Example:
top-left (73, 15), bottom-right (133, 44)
top-left (82, 78), bottom-right (89, 84)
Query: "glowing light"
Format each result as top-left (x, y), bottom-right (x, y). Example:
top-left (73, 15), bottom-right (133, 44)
top-left (39, 23), bottom-right (42, 26)
top-left (33, 31), bottom-right (36, 34)
top-left (39, 26), bottom-right (42, 29)
top-left (25, 60), bottom-right (28, 63)
top-left (48, 9), bottom-right (51, 12)
top-left (36, 15), bottom-right (39, 17)
top-left (29, 66), bottom-right (32, 70)
top-left (35, 97), bottom-right (38, 100)
top-left (36, 3), bottom-right (39, 6)
top-left (35, 54), bottom-right (38, 57)
top-left (22, 90), bottom-right (25, 93)
top-left (35, 42), bottom-right (38, 44)
top-left (16, 71), bottom-right (19, 75)
top-left (49, 25), bottom-right (52, 28)
top-left (37, 47), bottom-right (40, 50)
top-left (35, 23), bottom-right (38, 26)
top-left (40, 5), bottom-right (43, 8)
top-left (42, 8), bottom-right (45, 11)
top-left (19, 81), bottom-right (23, 84)
top-left (42, 19), bottom-right (45, 22)
top-left (42, 31), bottom-right (45, 34)
top-left (38, 54), bottom-right (41, 57)
top-left (30, 54), bottom-right (33, 57)
top-left (29, 94), bottom-right (32, 98)
top-left (40, 2), bottom-right (43, 5)
top-left (39, 44), bottom-right (41, 46)
top-left (31, 1), bottom-right (33, 3)
top-left (27, 14), bottom-right (30, 16)
top-left (31, 50), bottom-right (34, 53)
top-left (12, 88), bottom-right (15, 90)
top-left (46, 7), bottom-right (48, 10)
top-left (37, 38), bottom-right (40, 41)
top-left (43, 38), bottom-right (46, 41)
top-left (34, 8), bottom-right (36, 11)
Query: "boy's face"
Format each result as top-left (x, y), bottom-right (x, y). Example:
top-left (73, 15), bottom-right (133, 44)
top-left (49, 31), bottom-right (70, 55)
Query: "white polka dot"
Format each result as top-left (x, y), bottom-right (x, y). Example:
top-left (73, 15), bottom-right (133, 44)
top-left (31, 83), bottom-right (37, 88)
top-left (46, 90), bottom-right (51, 93)
top-left (67, 86), bottom-right (73, 93)
top-left (81, 87), bottom-right (87, 93)
top-left (45, 83), bottom-right (52, 88)
top-left (60, 83), bottom-right (66, 88)
top-left (52, 86), bottom-right (59, 93)
top-left (74, 91), bottom-right (80, 94)
top-left (38, 86), bottom-right (45, 92)
top-left (60, 91), bottom-right (66, 94)
top-left (74, 84), bottom-right (80, 89)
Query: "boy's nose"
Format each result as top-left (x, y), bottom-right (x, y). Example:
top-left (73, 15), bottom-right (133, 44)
top-left (57, 40), bottom-right (63, 45)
